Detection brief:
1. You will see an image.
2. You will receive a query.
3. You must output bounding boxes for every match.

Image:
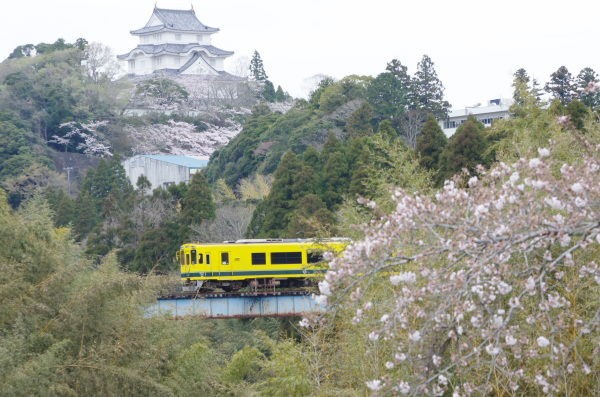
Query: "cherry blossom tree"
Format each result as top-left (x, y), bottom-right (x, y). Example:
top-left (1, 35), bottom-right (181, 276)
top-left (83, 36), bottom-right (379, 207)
top-left (51, 121), bottom-right (112, 157)
top-left (306, 146), bottom-right (599, 395)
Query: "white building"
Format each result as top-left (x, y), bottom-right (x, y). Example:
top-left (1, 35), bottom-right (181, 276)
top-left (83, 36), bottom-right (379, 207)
top-left (117, 6), bottom-right (233, 76)
top-left (440, 98), bottom-right (513, 136)
top-left (122, 154), bottom-right (208, 191)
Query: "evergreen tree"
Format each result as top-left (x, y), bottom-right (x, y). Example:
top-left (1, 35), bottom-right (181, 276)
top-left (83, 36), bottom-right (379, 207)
top-left (367, 72), bottom-right (408, 124)
top-left (249, 50), bottom-right (268, 81)
top-left (346, 102), bottom-right (374, 137)
top-left (386, 59), bottom-right (413, 103)
top-left (377, 120), bottom-right (398, 140)
top-left (275, 85), bottom-right (287, 102)
top-left (136, 174), bottom-right (151, 195)
top-left (416, 116), bottom-right (448, 172)
top-left (565, 99), bottom-right (589, 130)
top-left (439, 116), bottom-right (487, 180)
top-left (181, 172), bottom-right (216, 225)
top-left (412, 55), bottom-right (450, 118)
top-left (247, 152), bottom-right (314, 237)
top-left (262, 80), bottom-right (276, 102)
top-left (512, 68), bottom-right (530, 105)
top-left (545, 66), bottom-right (576, 104)
top-left (576, 67), bottom-right (600, 108)
top-left (320, 151), bottom-right (351, 208)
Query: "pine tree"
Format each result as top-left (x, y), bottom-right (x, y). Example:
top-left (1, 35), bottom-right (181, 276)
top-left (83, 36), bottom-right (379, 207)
top-left (247, 152), bottom-right (314, 237)
top-left (262, 80), bottom-right (276, 102)
top-left (545, 66), bottom-right (576, 104)
top-left (416, 116), bottom-right (448, 171)
top-left (386, 59), bottom-right (413, 101)
top-left (576, 67), bottom-right (600, 108)
top-left (346, 102), bottom-right (374, 137)
top-left (367, 72), bottom-right (408, 123)
top-left (249, 50), bottom-right (268, 81)
top-left (439, 116), bottom-right (487, 181)
top-left (512, 68), bottom-right (530, 105)
top-left (377, 120), bottom-right (398, 140)
top-left (412, 55), bottom-right (450, 118)
top-left (181, 172), bottom-right (216, 225)
top-left (275, 85), bottom-right (287, 102)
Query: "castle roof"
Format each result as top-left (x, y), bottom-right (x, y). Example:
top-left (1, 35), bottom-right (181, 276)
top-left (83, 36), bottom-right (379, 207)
top-left (117, 44), bottom-right (233, 60)
top-left (131, 7), bottom-right (219, 35)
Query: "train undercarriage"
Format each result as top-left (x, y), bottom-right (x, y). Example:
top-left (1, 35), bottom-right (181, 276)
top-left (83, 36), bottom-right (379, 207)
top-left (182, 277), bottom-right (315, 293)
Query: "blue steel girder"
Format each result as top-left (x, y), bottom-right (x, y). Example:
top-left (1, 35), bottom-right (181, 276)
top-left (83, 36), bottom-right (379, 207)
top-left (146, 293), bottom-right (326, 319)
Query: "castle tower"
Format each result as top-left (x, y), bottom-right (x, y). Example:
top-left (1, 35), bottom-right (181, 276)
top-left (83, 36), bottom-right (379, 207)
top-left (118, 6), bottom-right (233, 76)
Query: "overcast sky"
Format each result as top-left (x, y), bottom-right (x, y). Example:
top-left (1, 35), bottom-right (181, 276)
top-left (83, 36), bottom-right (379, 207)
top-left (2, 0), bottom-right (599, 108)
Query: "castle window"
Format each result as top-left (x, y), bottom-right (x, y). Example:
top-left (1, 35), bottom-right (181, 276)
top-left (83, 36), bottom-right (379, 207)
top-left (128, 60), bottom-right (135, 70)
top-left (152, 33), bottom-right (162, 41)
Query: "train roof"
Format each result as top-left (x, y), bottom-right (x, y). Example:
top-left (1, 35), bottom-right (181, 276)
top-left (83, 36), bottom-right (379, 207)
top-left (180, 238), bottom-right (351, 247)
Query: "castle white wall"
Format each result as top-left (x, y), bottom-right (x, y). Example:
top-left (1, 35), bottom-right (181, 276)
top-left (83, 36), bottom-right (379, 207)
top-left (139, 32), bottom-right (212, 45)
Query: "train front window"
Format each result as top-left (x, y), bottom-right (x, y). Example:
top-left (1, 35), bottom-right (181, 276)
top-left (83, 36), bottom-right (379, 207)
top-left (252, 253), bottom-right (266, 265)
top-left (308, 251), bottom-right (324, 263)
top-left (191, 250), bottom-right (197, 264)
top-left (185, 254), bottom-right (190, 265)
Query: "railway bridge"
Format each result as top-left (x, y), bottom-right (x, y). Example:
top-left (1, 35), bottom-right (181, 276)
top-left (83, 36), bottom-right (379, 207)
top-left (147, 290), bottom-right (325, 319)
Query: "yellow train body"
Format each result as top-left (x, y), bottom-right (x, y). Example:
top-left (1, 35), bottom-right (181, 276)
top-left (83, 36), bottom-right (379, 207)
top-left (178, 238), bottom-right (349, 289)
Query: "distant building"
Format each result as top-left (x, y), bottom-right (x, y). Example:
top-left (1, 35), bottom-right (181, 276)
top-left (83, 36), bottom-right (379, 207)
top-left (117, 6), bottom-right (233, 76)
top-left (440, 98), bottom-right (513, 136)
top-left (122, 154), bottom-right (208, 191)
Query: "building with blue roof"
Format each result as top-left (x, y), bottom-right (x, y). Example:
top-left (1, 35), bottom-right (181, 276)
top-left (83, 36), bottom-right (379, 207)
top-left (122, 154), bottom-right (209, 192)
top-left (117, 6), bottom-right (233, 76)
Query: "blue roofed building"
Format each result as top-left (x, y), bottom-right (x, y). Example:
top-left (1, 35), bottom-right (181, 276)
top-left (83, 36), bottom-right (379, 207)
top-left (122, 154), bottom-right (209, 191)
top-left (117, 6), bottom-right (233, 76)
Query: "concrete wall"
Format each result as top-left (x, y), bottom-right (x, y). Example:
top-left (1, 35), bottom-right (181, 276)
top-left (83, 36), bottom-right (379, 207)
top-left (122, 155), bottom-right (192, 191)
top-left (439, 110), bottom-right (510, 137)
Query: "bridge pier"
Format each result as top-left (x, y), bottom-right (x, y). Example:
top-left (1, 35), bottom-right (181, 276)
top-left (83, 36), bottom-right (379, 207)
top-left (146, 293), bottom-right (325, 319)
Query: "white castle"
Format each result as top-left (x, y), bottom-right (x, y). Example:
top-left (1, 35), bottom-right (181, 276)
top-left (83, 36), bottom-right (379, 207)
top-left (118, 6), bottom-right (233, 76)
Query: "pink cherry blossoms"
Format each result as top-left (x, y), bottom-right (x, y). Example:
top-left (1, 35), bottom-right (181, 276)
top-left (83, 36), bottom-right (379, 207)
top-left (311, 148), bottom-right (599, 395)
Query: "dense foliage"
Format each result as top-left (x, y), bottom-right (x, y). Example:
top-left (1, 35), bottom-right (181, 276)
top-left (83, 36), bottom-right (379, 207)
top-left (2, 36), bottom-right (600, 395)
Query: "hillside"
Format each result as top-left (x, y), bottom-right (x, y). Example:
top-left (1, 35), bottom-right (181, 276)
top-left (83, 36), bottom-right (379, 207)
top-left (1, 38), bottom-right (599, 396)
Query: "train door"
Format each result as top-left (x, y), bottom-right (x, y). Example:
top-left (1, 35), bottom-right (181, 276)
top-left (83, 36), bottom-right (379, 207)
top-left (203, 250), bottom-right (213, 277)
top-left (182, 249), bottom-right (191, 276)
top-left (220, 251), bottom-right (231, 277)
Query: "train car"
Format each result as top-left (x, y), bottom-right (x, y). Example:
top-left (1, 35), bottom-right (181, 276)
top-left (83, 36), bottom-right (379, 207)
top-left (177, 238), bottom-right (350, 291)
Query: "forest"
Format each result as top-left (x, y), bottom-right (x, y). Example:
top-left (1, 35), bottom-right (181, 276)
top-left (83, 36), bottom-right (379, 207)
top-left (0, 38), bottom-right (598, 395)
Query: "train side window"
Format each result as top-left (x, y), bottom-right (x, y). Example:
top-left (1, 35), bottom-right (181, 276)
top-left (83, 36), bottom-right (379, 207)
top-left (185, 254), bottom-right (190, 265)
top-left (252, 253), bottom-right (266, 265)
top-left (198, 253), bottom-right (203, 264)
top-left (191, 250), bottom-right (197, 264)
top-left (271, 252), bottom-right (302, 264)
top-left (206, 254), bottom-right (210, 265)
top-left (221, 252), bottom-right (229, 265)
top-left (308, 251), bottom-right (324, 263)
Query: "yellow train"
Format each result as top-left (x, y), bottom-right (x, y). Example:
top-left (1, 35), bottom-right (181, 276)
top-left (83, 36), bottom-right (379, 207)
top-left (177, 238), bottom-right (349, 291)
